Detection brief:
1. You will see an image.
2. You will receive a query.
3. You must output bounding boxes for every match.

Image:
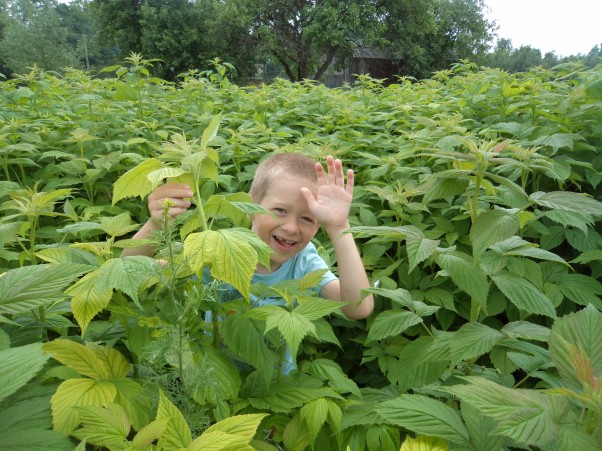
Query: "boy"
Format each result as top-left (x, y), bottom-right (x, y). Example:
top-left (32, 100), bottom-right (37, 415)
top-left (123, 153), bottom-right (373, 319)
top-left (123, 154), bottom-right (374, 371)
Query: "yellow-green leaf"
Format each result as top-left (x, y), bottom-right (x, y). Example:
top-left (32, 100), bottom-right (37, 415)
top-left (147, 167), bottom-right (187, 187)
top-left (156, 390), bottom-right (192, 450)
top-left (67, 271), bottom-right (113, 335)
top-left (188, 413), bottom-right (267, 451)
top-left (184, 228), bottom-right (270, 300)
top-left (283, 414), bottom-right (310, 451)
top-left (99, 213), bottom-right (139, 238)
top-left (43, 339), bottom-right (111, 379)
top-left (132, 418), bottom-right (169, 449)
top-left (187, 431), bottom-right (253, 451)
top-left (87, 343), bottom-right (131, 379)
top-left (112, 158), bottom-right (163, 205)
top-left (50, 379), bottom-right (117, 434)
top-left (71, 404), bottom-right (130, 449)
top-left (400, 435), bottom-right (449, 451)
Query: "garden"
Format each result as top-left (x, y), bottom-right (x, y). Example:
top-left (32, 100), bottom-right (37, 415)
top-left (1, 55), bottom-right (601, 450)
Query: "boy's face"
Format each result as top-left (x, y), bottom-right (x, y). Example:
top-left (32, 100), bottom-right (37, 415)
top-left (252, 176), bottom-right (320, 273)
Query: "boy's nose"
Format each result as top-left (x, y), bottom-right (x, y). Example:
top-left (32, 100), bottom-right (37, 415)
top-left (280, 217), bottom-right (299, 233)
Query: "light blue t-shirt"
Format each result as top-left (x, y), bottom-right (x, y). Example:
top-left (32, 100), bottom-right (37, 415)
top-left (204, 242), bottom-right (338, 374)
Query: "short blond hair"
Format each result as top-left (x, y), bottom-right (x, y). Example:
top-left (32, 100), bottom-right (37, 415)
top-left (249, 153), bottom-right (317, 201)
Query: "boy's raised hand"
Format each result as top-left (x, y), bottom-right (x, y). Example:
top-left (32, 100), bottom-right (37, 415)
top-left (301, 156), bottom-right (354, 232)
top-left (147, 183), bottom-right (194, 226)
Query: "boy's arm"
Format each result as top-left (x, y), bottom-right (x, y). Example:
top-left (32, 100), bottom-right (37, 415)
top-left (301, 156), bottom-right (374, 320)
top-left (121, 183), bottom-right (193, 257)
top-left (320, 225), bottom-right (374, 319)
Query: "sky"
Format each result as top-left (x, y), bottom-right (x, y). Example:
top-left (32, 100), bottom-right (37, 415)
top-left (483, 0), bottom-right (602, 57)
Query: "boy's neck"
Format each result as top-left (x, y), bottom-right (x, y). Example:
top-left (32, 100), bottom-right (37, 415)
top-left (255, 262), bottom-right (279, 275)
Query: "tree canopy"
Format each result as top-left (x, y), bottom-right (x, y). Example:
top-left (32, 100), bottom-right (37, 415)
top-left (0, 0), bottom-right (599, 82)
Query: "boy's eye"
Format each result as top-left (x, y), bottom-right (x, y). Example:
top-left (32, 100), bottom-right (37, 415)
top-left (302, 216), bottom-right (315, 224)
top-left (273, 208), bottom-right (286, 215)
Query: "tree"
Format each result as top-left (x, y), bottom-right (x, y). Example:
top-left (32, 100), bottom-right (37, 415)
top-left (0, 0), bottom-right (78, 73)
top-left (90, 0), bottom-right (143, 58)
top-left (246, 0), bottom-right (384, 82)
top-left (414, 0), bottom-right (495, 76)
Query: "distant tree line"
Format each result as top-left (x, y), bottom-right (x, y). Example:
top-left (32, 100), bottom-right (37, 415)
top-left (0, 0), bottom-right (600, 83)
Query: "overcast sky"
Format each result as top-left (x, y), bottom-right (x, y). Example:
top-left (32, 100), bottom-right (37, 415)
top-left (483, 0), bottom-right (602, 56)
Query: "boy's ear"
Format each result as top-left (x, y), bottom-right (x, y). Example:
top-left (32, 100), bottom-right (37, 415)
top-left (311, 222), bottom-right (321, 235)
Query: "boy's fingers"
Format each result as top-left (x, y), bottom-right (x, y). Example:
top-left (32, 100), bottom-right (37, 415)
top-left (346, 169), bottom-right (355, 193)
top-left (315, 162), bottom-right (327, 185)
top-left (300, 187), bottom-right (318, 209)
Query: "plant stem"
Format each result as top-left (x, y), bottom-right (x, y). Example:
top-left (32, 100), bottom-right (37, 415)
top-left (194, 191), bottom-right (209, 232)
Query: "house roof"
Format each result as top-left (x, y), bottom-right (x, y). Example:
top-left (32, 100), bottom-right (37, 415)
top-left (352, 44), bottom-right (389, 59)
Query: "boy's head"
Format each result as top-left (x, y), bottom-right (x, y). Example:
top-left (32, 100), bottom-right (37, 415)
top-left (249, 153), bottom-right (318, 202)
top-left (249, 153), bottom-right (321, 273)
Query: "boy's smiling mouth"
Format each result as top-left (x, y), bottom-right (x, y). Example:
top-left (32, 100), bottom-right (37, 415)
top-left (273, 235), bottom-right (297, 250)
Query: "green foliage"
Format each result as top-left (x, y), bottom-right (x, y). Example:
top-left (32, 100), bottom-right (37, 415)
top-left (0, 58), bottom-right (601, 449)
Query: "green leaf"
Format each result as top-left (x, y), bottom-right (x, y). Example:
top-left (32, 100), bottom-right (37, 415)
top-left (110, 378), bottom-right (150, 431)
top-left (245, 374), bottom-right (341, 413)
top-left (405, 227), bottom-right (440, 271)
top-left (307, 318), bottom-right (341, 347)
top-left (205, 193), bottom-right (254, 226)
top-left (375, 394), bottom-right (469, 445)
top-left (184, 228), bottom-right (271, 301)
top-left (470, 208), bottom-right (519, 257)
top-left (492, 271), bottom-right (556, 318)
top-left (421, 174), bottom-right (469, 204)
top-left (50, 379), bottom-right (117, 434)
top-left (448, 322), bottom-right (504, 363)
top-left (223, 314), bottom-right (276, 382)
top-left (300, 398), bottom-right (329, 445)
top-left (530, 191), bottom-right (602, 217)
top-left (299, 268), bottom-right (329, 291)
top-left (503, 245), bottom-right (568, 266)
top-left (435, 250), bottom-right (489, 303)
top-left (0, 429), bottom-right (73, 451)
top-left (570, 250), bottom-right (602, 264)
top-left (549, 305), bottom-right (602, 388)
top-left (0, 263), bottom-right (92, 315)
top-left (382, 336), bottom-right (448, 391)
top-left (304, 359), bottom-right (361, 396)
top-left (366, 310), bottom-right (423, 343)
top-left (555, 274), bottom-right (602, 310)
top-left (112, 158), bottom-right (163, 204)
top-left (0, 343), bottom-right (49, 404)
top-left (93, 256), bottom-right (159, 306)
top-left (461, 403), bottom-right (506, 451)
top-left (444, 376), bottom-right (568, 448)
top-left (264, 308), bottom-right (315, 357)
top-left (501, 321), bottom-right (550, 342)
top-left (542, 209), bottom-right (593, 233)
top-left (191, 347), bottom-right (241, 406)
top-left (294, 297), bottom-right (344, 320)
top-left (200, 115), bottom-right (222, 151)
top-left (156, 390), bottom-right (192, 450)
